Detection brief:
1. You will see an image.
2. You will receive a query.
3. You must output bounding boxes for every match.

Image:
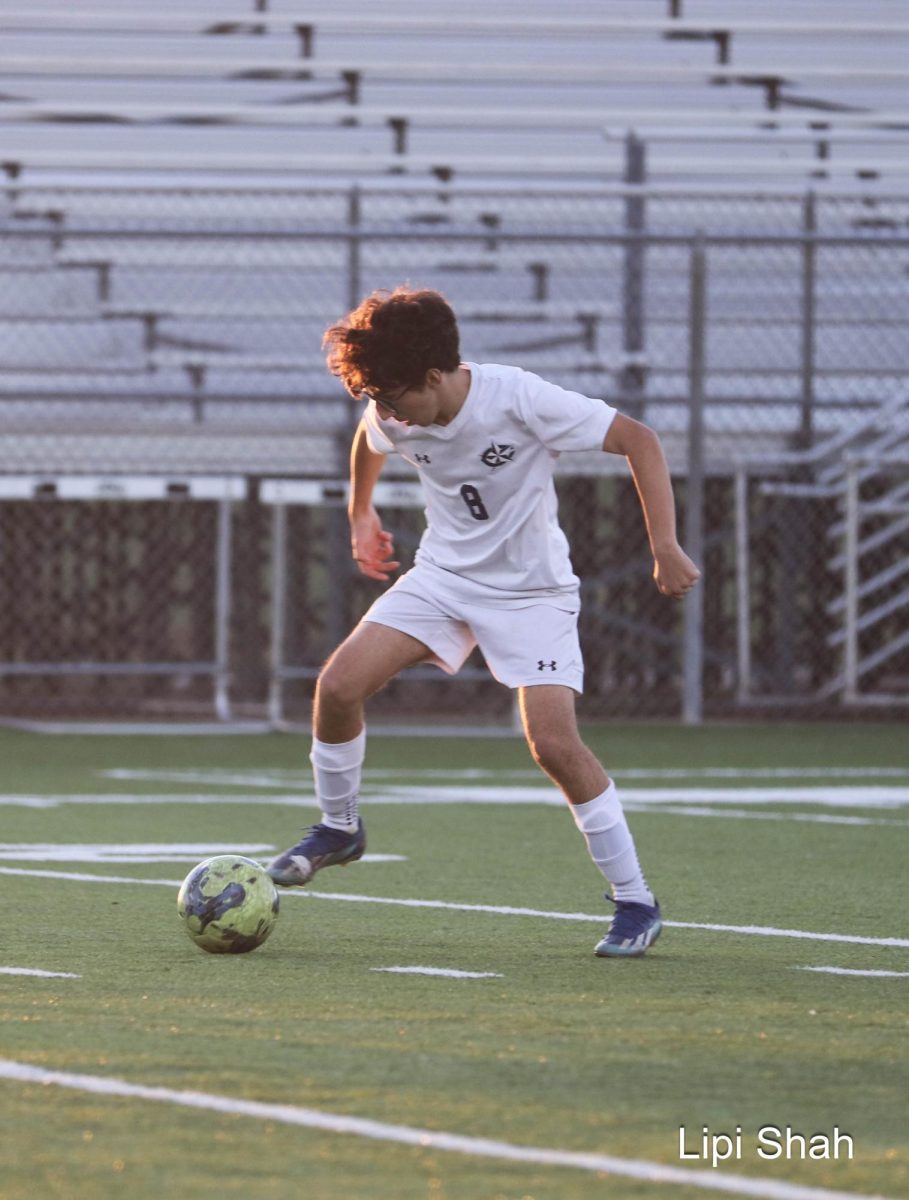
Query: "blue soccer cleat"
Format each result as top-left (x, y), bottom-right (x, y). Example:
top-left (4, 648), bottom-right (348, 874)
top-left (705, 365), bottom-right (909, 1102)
top-left (595, 895), bottom-right (662, 958)
top-left (267, 820), bottom-right (366, 887)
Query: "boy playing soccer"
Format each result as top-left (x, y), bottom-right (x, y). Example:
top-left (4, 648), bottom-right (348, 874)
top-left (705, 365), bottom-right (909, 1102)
top-left (268, 286), bottom-right (700, 957)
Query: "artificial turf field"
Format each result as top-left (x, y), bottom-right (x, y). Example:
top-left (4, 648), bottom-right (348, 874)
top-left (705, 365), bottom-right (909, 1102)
top-left (0, 722), bottom-right (906, 1200)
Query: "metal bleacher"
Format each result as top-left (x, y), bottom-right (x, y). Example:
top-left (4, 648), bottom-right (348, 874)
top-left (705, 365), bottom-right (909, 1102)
top-left (0, 0), bottom-right (907, 476)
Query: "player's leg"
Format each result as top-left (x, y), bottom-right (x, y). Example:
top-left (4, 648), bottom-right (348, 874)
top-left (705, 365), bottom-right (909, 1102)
top-left (516, 682), bottom-right (608, 803)
top-left (269, 571), bottom-right (476, 888)
top-left (267, 621), bottom-right (431, 887)
top-left (315, 619), bottom-right (430, 743)
top-left (470, 597), bottom-right (662, 956)
top-left (517, 683), bottom-right (662, 957)
top-left (517, 684), bottom-right (653, 888)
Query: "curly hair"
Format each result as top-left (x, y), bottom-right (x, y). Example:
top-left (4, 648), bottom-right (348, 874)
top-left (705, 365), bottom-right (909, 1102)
top-left (322, 286), bottom-right (461, 397)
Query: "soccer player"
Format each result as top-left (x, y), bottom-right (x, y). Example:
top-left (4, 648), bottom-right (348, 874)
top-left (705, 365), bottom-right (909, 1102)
top-left (268, 287), bottom-right (700, 957)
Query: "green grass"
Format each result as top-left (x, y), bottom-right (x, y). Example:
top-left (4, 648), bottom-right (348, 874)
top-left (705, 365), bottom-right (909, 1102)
top-left (0, 724), bottom-right (906, 1200)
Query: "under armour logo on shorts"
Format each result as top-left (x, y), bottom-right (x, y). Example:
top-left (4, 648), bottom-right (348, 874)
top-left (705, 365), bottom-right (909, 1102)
top-left (537, 660), bottom-right (558, 671)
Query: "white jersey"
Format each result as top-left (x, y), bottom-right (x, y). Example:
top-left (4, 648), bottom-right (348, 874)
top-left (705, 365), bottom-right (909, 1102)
top-left (363, 362), bottom-right (616, 596)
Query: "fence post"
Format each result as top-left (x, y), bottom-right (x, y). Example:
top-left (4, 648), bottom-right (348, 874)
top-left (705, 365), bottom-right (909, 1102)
top-left (800, 190), bottom-right (817, 449)
top-left (268, 500), bottom-right (288, 729)
top-left (214, 494), bottom-right (233, 722)
top-left (682, 235), bottom-right (706, 724)
top-left (324, 183), bottom-right (366, 648)
top-left (734, 466), bottom-right (751, 705)
top-left (621, 133), bottom-right (647, 418)
top-left (843, 459), bottom-right (860, 704)
top-left (347, 183), bottom-right (361, 311)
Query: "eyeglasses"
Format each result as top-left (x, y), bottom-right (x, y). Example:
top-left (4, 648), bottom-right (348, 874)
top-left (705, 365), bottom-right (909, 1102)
top-left (360, 383), bottom-right (412, 417)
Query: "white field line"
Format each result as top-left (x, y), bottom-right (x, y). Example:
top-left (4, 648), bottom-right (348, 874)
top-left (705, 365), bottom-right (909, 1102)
top-left (1, 721), bottom-right (273, 736)
top-left (0, 794), bottom-right (319, 809)
top-left (622, 805), bottom-right (909, 828)
top-left (1, 795), bottom-right (905, 828)
top-left (0, 967), bottom-right (80, 979)
top-left (370, 966), bottom-right (503, 979)
top-left (796, 966), bottom-right (909, 979)
top-left (3, 787), bottom-right (909, 815)
top-left (0, 844), bottom-right (404, 865)
top-left (377, 786), bottom-right (909, 808)
top-left (103, 766), bottom-right (909, 786)
top-left (104, 768), bottom-right (318, 789)
top-left (295, 892), bottom-right (909, 950)
top-left (0, 1059), bottom-right (889, 1200)
top-left (1, 720), bottom-right (513, 739)
top-left (1, 866), bottom-right (906, 950)
top-left (367, 766), bottom-right (909, 782)
top-left (0, 843), bottom-right (274, 864)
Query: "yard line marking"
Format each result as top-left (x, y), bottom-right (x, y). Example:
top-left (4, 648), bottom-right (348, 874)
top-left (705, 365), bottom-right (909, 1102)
top-left (1, 866), bottom-right (906, 950)
top-left (369, 966), bottom-right (503, 979)
top-left (795, 966), bottom-right (909, 978)
top-left (370, 786), bottom-right (909, 809)
top-left (0, 868), bottom-right (192, 886)
top-left (3, 786), bottom-right (909, 811)
top-left (0, 794), bottom-right (319, 809)
top-left (0, 844), bottom-right (405, 865)
top-left (0, 967), bottom-right (80, 979)
top-left (619, 787), bottom-right (909, 809)
top-left (1, 721), bottom-right (272, 736)
top-left (103, 766), bottom-right (909, 786)
top-left (622, 805), bottom-right (909, 828)
top-left (298, 894), bottom-right (909, 949)
top-left (0, 843), bottom-right (275, 864)
top-left (96, 767), bottom-right (909, 809)
top-left (367, 766), bottom-right (909, 782)
top-left (0, 1059), bottom-right (888, 1200)
top-left (104, 768), bottom-right (315, 789)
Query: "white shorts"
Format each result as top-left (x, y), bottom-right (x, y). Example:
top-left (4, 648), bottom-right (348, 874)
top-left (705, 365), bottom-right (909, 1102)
top-left (361, 563), bottom-right (584, 692)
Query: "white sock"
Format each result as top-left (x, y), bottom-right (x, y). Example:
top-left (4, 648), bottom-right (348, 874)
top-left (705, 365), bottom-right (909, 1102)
top-left (570, 781), bottom-right (655, 905)
top-left (310, 729), bottom-right (365, 832)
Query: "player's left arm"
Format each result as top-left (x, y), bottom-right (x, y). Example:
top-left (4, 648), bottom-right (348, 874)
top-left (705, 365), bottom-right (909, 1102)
top-left (602, 413), bottom-right (701, 599)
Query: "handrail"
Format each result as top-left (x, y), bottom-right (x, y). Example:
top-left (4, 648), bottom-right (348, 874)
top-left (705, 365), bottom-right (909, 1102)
top-left (1, 55), bottom-right (905, 84)
top-left (2, 11), bottom-right (908, 38)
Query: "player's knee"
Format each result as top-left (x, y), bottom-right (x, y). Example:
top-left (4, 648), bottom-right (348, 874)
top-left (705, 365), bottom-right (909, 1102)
top-left (316, 659), bottom-right (366, 714)
top-left (525, 727), bottom-right (579, 778)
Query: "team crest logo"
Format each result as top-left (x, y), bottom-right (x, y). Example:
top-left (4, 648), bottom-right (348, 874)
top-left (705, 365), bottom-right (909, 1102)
top-left (481, 442), bottom-right (516, 469)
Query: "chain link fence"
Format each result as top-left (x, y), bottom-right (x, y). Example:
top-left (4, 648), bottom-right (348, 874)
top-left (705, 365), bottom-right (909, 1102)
top-left (1, 183), bottom-right (907, 722)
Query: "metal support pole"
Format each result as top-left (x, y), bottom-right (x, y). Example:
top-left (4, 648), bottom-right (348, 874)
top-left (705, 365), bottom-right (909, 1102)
top-left (268, 501), bottom-right (288, 729)
top-left (620, 132), bottom-right (647, 418)
top-left (734, 467), bottom-right (751, 705)
top-left (682, 236), bottom-right (706, 724)
top-left (799, 191), bottom-right (816, 448)
top-left (347, 184), bottom-right (361, 312)
top-left (213, 495), bottom-right (233, 722)
top-left (843, 461), bottom-right (860, 703)
top-left (332, 183), bottom-right (365, 649)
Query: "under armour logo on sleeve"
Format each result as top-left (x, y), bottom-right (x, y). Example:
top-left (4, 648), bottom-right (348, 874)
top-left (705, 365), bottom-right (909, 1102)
top-left (537, 660), bottom-right (558, 671)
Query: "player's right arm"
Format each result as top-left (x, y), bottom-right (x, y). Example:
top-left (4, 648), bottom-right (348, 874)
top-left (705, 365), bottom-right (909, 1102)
top-left (348, 417), bottom-right (401, 581)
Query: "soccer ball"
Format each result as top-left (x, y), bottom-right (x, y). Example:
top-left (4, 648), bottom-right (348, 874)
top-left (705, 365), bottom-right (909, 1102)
top-left (177, 855), bottom-right (280, 954)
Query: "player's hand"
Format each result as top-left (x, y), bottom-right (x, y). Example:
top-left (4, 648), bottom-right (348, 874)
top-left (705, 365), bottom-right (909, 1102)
top-left (653, 544), bottom-right (701, 599)
top-left (350, 507), bottom-right (401, 582)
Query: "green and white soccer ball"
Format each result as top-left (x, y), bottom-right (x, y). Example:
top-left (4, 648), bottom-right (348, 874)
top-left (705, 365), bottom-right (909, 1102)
top-left (177, 855), bottom-right (280, 954)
